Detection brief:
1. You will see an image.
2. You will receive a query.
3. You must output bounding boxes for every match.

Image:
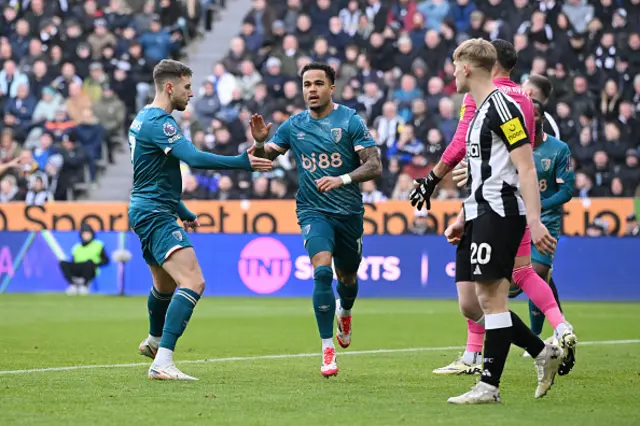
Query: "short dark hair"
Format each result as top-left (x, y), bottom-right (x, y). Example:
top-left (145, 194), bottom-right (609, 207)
top-left (527, 74), bottom-right (553, 101)
top-left (153, 59), bottom-right (193, 88)
top-left (532, 98), bottom-right (546, 115)
top-left (491, 39), bottom-right (518, 71)
top-left (300, 62), bottom-right (336, 85)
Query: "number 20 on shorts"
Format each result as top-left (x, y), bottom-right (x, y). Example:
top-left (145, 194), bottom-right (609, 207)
top-left (470, 242), bottom-right (492, 265)
top-left (301, 153), bottom-right (343, 173)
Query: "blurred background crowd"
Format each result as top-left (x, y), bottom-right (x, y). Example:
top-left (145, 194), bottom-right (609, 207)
top-left (0, 0), bottom-right (638, 215)
top-left (0, 0), bottom-right (206, 202)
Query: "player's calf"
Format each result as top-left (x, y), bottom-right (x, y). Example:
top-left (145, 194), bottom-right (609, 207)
top-left (151, 247), bottom-right (205, 376)
top-left (312, 262), bottom-right (338, 376)
top-left (335, 269), bottom-right (358, 349)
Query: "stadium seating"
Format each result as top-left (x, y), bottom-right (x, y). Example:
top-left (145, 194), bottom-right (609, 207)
top-left (0, 0), bottom-right (638, 206)
top-left (181, 0), bottom-right (640, 203)
top-left (0, 0), bottom-right (209, 202)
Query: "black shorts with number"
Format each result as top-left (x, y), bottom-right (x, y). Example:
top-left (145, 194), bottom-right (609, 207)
top-left (456, 210), bottom-right (526, 282)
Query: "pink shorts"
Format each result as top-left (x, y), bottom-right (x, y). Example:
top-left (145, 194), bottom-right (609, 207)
top-left (516, 226), bottom-right (531, 257)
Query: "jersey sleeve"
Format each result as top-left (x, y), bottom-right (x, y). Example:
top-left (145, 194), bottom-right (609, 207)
top-left (442, 94), bottom-right (476, 167)
top-left (348, 113), bottom-right (376, 151)
top-left (490, 96), bottom-right (530, 152)
top-left (268, 119), bottom-right (291, 153)
top-left (150, 116), bottom-right (189, 155)
top-left (541, 144), bottom-right (575, 211)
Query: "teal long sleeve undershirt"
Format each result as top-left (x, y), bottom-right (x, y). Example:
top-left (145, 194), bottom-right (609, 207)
top-left (170, 142), bottom-right (252, 171)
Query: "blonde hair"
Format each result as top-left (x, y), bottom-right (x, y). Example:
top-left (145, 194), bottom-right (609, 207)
top-left (453, 38), bottom-right (497, 73)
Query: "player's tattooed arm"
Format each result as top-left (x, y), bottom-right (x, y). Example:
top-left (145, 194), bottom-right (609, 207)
top-left (350, 146), bottom-right (383, 183)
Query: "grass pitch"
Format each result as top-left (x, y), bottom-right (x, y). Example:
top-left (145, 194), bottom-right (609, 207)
top-left (0, 295), bottom-right (639, 426)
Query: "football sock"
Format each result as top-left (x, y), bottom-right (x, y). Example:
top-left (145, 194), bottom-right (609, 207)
top-left (480, 312), bottom-right (512, 388)
top-left (513, 265), bottom-right (565, 329)
top-left (322, 338), bottom-right (334, 350)
top-left (528, 298), bottom-right (545, 336)
top-left (548, 277), bottom-right (563, 312)
top-left (462, 350), bottom-right (482, 365)
top-left (158, 288), bottom-right (201, 363)
top-left (147, 286), bottom-right (174, 338)
top-left (466, 318), bottom-right (485, 354)
top-left (510, 310), bottom-right (545, 358)
top-left (313, 266), bottom-right (336, 339)
top-left (337, 279), bottom-right (358, 314)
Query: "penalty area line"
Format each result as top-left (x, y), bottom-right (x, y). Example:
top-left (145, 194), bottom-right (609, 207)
top-left (0, 339), bottom-right (638, 376)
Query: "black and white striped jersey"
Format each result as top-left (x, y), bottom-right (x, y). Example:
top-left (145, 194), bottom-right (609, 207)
top-left (464, 90), bottom-right (530, 221)
top-left (543, 112), bottom-right (560, 139)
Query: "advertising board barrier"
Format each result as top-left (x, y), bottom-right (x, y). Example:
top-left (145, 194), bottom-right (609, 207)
top-left (0, 198), bottom-right (635, 235)
top-left (0, 231), bottom-right (638, 301)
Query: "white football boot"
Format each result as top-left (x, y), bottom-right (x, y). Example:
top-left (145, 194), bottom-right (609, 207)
top-left (448, 382), bottom-right (501, 404)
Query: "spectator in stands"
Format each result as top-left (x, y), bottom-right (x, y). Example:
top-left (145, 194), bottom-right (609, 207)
top-left (0, 174), bottom-right (20, 202)
top-left (25, 172), bottom-right (50, 206)
top-left (56, 133), bottom-right (87, 201)
top-left (0, 60), bottom-right (29, 99)
top-left (408, 209), bottom-right (437, 235)
top-left (624, 213), bottom-right (640, 237)
top-left (3, 83), bottom-right (36, 141)
top-left (75, 109), bottom-right (104, 185)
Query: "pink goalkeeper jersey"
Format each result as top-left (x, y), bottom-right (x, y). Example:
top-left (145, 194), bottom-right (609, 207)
top-left (442, 77), bottom-right (536, 167)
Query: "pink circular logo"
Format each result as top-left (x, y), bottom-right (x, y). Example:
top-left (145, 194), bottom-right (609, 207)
top-left (238, 237), bottom-right (292, 294)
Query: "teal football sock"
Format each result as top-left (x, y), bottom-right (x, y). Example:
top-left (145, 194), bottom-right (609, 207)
top-left (159, 288), bottom-right (201, 351)
top-left (313, 266), bottom-right (335, 339)
top-left (147, 287), bottom-right (174, 337)
top-left (337, 279), bottom-right (358, 311)
top-left (528, 298), bottom-right (545, 336)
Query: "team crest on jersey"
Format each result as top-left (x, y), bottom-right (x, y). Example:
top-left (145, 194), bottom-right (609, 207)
top-left (172, 230), bottom-right (183, 241)
top-left (163, 122), bottom-right (177, 137)
top-left (303, 224), bottom-right (311, 235)
top-left (541, 158), bottom-right (551, 171)
top-left (331, 128), bottom-right (342, 143)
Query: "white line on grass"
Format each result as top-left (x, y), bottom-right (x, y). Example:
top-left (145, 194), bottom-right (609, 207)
top-left (1, 339), bottom-right (638, 376)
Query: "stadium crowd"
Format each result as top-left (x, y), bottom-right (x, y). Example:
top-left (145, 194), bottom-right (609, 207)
top-left (0, 0), bottom-right (639, 210)
top-left (0, 0), bottom-right (206, 203)
top-left (178, 0), bottom-right (640, 205)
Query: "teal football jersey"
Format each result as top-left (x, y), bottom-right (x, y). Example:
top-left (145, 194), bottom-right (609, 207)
top-left (270, 104), bottom-right (376, 216)
top-left (534, 134), bottom-right (575, 230)
top-left (128, 106), bottom-right (189, 215)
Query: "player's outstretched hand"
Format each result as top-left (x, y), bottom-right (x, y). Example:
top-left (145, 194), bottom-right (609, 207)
top-left (182, 218), bottom-right (200, 230)
top-left (249, 114), bottom-right (272, 142)
top-left (452, 161), bottom-right (468, 188)
top-left (248, 155), bottom-right (273, 172)
top-left (444, 220), bottom-right (464, 245)
top-left (315, 176), bottom-right (343, 193)
top-left (530, 220), bottom-right (557, 255)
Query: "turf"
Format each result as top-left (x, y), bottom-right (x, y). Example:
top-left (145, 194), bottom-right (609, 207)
top-left (0, 295), bottom-right (638, 426)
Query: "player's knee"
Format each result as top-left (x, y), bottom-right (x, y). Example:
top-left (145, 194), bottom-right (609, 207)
top-left (336, 269), bottom-right (357, 286)
top-left (512, 264), bottom-right (535, 285)
top-left (459, 298), bottom-right (482, 320)
top-left (313, 266), bottom-right (334, 289)
top-left (531, 263), bottom-right (549, 281)
top-left (181, 279), bottom-right (205, 295)
top-left (513, 255), bottom-right (531, 270)
top-left (310, 248), bottom-right (332, 269)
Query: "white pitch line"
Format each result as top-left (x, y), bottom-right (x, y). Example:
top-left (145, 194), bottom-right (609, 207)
top-left (1, 339), bottom-right (638, 376)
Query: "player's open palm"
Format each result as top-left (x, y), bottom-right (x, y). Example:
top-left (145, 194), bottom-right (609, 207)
top-left (530, 220), bottom-right (557, 255)
top-left (248, 155), bottom-right (274, 172)
top-left (444, 221), bottom-right (464, 245)
top-left (452, 161), bottom-right (468, 188)
top-left (249, 114), bottom-right (272, 142)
